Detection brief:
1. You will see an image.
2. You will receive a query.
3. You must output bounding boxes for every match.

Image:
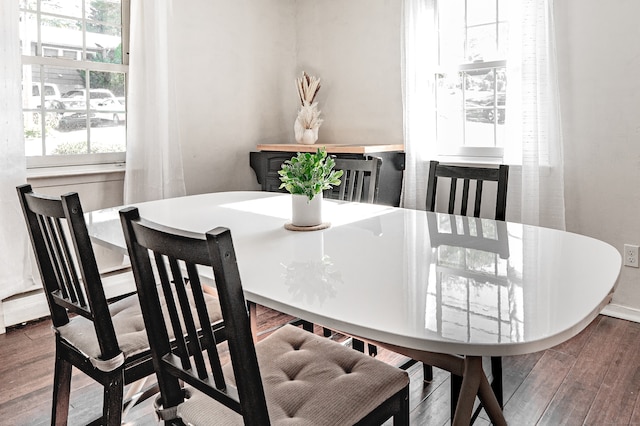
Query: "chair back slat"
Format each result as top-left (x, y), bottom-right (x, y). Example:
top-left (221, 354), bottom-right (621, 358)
top-left (354, 170), bottom-right (366, 202)
top-left (461, 179), bottom-right (471, 215)
top-left (447, 178), bottom-right (457, 214)
top-left (40, 215), bottom-right (72, 302)
top-left (338, 177), bottom-right (348, 200)
top-left (328, 157), bottom-right (382, 204)
top-left (16, 184), bottom-right (121, 359)
top-left (345, 169), bottom-right (357, 201)
top-left (52, 216), bottom-right (86, 306)
top-left (120, 207), bottom-right (268, 422)
top-left (166, 256), bottom-right (206, 374)
top-left (474, 180), bottom-right (484, 217)
top-left (185, 263), bottom-right (226, 388)
top-left (153, 253), bottom-right (190, 369)
top-left (426, 161), bottom-right (509, 221)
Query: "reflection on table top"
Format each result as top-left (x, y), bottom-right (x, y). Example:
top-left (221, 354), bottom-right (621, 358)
top-left (86, 191), bottom-right (621, 357)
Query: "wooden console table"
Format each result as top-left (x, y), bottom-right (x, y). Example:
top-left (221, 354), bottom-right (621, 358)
top-left (249, 144), bottom-right (405, 207)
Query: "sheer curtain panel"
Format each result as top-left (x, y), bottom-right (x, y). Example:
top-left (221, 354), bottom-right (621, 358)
top-left (401, 0), bottom-right (566, 230)
top-left (124, 0), bottom-right (186, 203)
top-left (0, 0), bottom-right (32, 302)
top-left (504, 0), bottom-right (566, 229)
top-left (400, 0), bottom-right (437, 210)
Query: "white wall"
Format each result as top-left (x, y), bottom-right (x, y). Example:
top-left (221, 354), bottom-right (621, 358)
top-left (555, 0), bottom-right (640, 318)
top-left (295, 0), bottom-right (404, 146)
top-left (171, 0), bottom-right (640, 316)
top-left (172, 0), bottom-right (297, 195)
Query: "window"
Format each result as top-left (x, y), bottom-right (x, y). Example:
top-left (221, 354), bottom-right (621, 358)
top-left (434, 0), bottom-right (508, 159)
top-left (19, 0), bottom-right (129, 168)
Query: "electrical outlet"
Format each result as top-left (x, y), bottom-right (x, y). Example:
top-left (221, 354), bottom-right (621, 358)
top-left (624, 244), bottom-right (639, 268)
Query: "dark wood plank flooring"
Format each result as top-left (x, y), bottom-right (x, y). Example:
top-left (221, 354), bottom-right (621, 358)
top-left (1, 308), bottom-right (639, 425)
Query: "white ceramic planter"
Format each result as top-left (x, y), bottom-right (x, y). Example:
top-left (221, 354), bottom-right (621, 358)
top-left (291, 193), bottom-right (322, 227)
top-left (300, 128), bottom-right (318, 145)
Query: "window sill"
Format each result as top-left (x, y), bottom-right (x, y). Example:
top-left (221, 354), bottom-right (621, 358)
top-left (27, 162), bottom-right (126, 180)
top-left (433, 158), bottom-right (555, 178)
top-left (435, 155), bottom-right (505, 167)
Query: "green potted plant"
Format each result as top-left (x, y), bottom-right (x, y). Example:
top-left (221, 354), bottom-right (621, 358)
top-left (278, 148), bottom-right (343, 227)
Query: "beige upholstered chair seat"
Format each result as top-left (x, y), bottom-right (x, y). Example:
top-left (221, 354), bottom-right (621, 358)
top-left (57, 291), bottom-right (222, 372)
top-left (176, 324), bottom-right (409, 425)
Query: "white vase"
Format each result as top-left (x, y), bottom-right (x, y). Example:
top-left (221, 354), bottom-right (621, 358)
top-left (291, 193), bottom-right (322, 227)
top-left (301, 128), bottom-right (318, 145)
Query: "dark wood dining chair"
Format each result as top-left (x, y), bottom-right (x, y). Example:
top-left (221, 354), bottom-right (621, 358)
top-left (119, 206), bottom-right (410, 425)
top-left (328, 156), bottom-right (382, 203)
top-left (16, 184), bottom-right (223, 426)
top-left (425, 160), bottom-right (509, 420)
top-left (426, 160), bottom-right (509, 221)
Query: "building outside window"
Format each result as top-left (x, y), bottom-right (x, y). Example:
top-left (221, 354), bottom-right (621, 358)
top-left (19, 0), bottom-right (129, 168)
top-left (435, 0), bottom-right (507, 160)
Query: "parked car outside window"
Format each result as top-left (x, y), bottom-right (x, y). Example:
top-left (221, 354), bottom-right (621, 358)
top-left (59, 88), bottom-right (124, 129)
top-left (60, 88), bottom-right (118, 110)
top-left (27, 83), bottom-right (63, 128)
top-left (30, 83), bottom-right (62, 108)
top-left (95, 97), bottom-right (126, 125)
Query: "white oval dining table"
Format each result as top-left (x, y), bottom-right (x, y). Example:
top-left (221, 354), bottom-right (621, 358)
top-left (86, 191), bottom-right (621, 425)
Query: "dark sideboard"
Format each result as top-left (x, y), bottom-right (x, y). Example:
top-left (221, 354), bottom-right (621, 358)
top-left (249, 144), bottom-right (405, 207)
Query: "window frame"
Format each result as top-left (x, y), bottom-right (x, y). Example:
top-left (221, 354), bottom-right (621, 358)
top-left (433, 0), bottom-right (508, 163)
top-left (21, 0), bottom-right (130, 169)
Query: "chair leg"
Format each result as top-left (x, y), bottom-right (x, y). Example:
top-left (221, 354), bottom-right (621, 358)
top-left (491, 356), bottom-right (503, 408)
top-left (423, 364), bottom-right (433, 382)
top-left (103, 371), bottom-right (124, 426)
top-left (450, 373), bottom-right (463, 422)
top-left (52, 351), bottom-right (72, 426)
top-left (302, 320), bottom-right (314, 333)
top-left (368, 344), bottom-right (377, 357)
top-left (393, 386), bottom-right (410, 425)
top-left (352, 338), bottom-right (365, 352)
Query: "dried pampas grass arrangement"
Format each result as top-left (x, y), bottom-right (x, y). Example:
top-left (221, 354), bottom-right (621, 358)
top-left (294, 71), bottom-right (323, 144)
top-left (296, 71), bottom-right (321, 106)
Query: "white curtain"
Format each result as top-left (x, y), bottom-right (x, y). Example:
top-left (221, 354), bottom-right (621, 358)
top-left (504, 0), bottom-right (565, 229)
top-left (0, 0), bottom-right (32, 301)
top-left (124, 0), bottom-right (186, 204)
top-left (401, 0), bottom-right (566, 230)
top-left (400, 0), bottom-right (437, 210)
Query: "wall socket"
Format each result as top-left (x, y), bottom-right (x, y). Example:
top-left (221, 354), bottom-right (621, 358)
top-left (624, 244), bottom-right (639, 268)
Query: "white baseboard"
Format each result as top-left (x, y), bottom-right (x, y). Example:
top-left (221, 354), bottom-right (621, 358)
top-left (1, 290), bottom-right (50, 331)
top-left (601, 303), bottom-right (640, 324)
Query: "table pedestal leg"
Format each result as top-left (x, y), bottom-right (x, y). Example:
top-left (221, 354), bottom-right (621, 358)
top-left (477, 362), bottom-right (506, 425)
top-left (453, 356), bottom-right (506, 426)
top-left (453, 356), bottom-right (482, 425)
top-left (370, 341), bottom-right (507, 426)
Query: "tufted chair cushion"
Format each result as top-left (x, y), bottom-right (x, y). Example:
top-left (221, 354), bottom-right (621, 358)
top-left (57, 289), bottom-right (222, 372)
top-left (176, 324), bottom-right (409, 425)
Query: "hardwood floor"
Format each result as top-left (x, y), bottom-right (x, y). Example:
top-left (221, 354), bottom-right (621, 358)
top-left (1, 309), bottom-right (639, 425)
